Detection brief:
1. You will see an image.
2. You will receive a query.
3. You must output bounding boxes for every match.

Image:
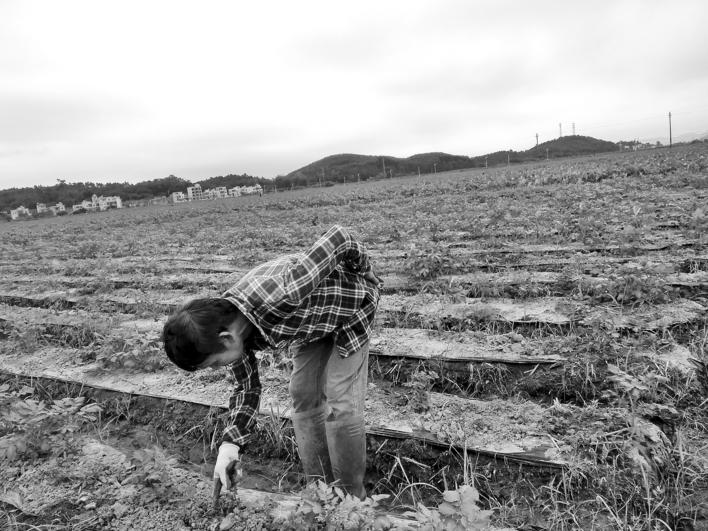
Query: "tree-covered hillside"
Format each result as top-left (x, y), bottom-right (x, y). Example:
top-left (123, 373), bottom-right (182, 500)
top-left (0, 174), bottom-right (266, 211)
top-left (276, 135), bottom-right (619, 187)
top-left (1, 136), bottom-right (621, 211)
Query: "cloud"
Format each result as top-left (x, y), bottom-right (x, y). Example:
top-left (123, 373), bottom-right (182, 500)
top-left (1, 0), bottom-right (707, 189)
top-left (0, 92), bottom-right (140, 144)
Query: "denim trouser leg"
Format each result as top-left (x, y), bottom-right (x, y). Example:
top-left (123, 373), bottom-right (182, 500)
top-left (289, 336), bottom-right (369, 496)
top-left (289, 335), bottom-right (369, 419)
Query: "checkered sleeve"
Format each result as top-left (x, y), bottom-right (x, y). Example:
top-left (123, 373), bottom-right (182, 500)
top-left (284, 225), bottom-right (371, 303)
top-left (221, 348), bottom-right (261, 447)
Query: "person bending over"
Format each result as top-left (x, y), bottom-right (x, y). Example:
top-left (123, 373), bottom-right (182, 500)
top-left (162, 225), bottom-right (381, 500)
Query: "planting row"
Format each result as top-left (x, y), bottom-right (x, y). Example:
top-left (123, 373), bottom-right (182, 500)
top-left (0, 342), bottom-right (571, 468)
top-left (1, 261), bottom-right (707, 301)
top-left (0, 302), bottom-right (696, 405)
top-left (1, 239), bottom-right (706, 276)
top-left (0, 286), bottom-right (704, 336)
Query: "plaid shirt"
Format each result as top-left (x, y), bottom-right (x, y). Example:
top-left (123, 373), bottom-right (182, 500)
top-left (220, 225), bottom-right (380, 447)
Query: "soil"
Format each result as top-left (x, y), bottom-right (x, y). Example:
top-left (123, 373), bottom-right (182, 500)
top-left (2, 144), bottom-right (707, 529)
top-left (0, 343), bottom-right (572, 465)
top-left (0, 433), bottom-right (295, 531)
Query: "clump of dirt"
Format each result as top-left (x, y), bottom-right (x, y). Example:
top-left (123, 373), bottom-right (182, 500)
top-left (0, 320), bottom-right (13, 340)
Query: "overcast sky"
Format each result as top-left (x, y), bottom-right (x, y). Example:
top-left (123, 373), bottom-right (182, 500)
top-left (1, 0), bottom-right (707, 189)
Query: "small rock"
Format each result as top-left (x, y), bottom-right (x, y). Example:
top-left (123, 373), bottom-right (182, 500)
top-left (84, 502), bottom-right (97, 510)
top-left (112, 502), bottom-right (129, 518)
top-left (219, 514), bottom-right (236, 530)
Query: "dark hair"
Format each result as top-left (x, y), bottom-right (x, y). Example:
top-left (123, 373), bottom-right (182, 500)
top-left (162, 298), bottom-right (241, 371)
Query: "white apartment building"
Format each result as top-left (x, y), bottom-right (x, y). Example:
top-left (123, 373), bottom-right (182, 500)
top-left (37, 202), bottom-right (66, 215)
top-left (91, 194), bottom-right (122, 211)
top-left (167, 183), bottom-right (262, 203)
top-left (10, 205), bottom-right (32, 220)
top-left (240, 185), bottom-right (263, 196)
top-left (186, 184), bottom-right (203, 201)
top-left (48, 202), bottom-right (66, 215)
top-left (73, 199), bottom-right (94, 212)
top-left (72, 195), bottom-right (122, 212)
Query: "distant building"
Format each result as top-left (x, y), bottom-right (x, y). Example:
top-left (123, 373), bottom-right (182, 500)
top-left (186, 184), bottom-right (203, 201)
top-left (170, 192), bottom-right (186, 203)
top-left (10, 205), bottom-right (32, 220)
top-left (48, 202), bottom-right (66, 215)
top-left (166, 182), bottom-right (263, 204)
top-left (91, 194), bottom-right (122, 211)
top-left (71, 195), bottom-right (122, 212)
top-left (104, 196), bottom-right (122, 209)
top-left (37, 202), bottom-right (66, 215)
top-left (201, 187), bottom-right (228, 199)
top-left (241, 184), bottom-right (263, 196)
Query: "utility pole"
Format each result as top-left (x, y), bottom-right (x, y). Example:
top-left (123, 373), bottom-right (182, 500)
top-left (535, 133), bottom-right (539, 146)
top-left (382, 157), bottom-right (386, 178)
top-left (507, 151), bottom-right (510, 166)
top-left (559, 123), bottom-right (562, 138)
top-left (546, 148), bottom-right (549, 160)
top-left (572, 122), bottom-right (575, 136)
top-left (669, 112), bottom-right (672, 148)
top-left (485, 156), bottom-right (488, 169)
top-left (320, 167), bottom-right (324, 186)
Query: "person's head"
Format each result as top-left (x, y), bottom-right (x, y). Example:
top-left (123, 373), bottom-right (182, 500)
top-left (162, 297), bottom-right (253, 371)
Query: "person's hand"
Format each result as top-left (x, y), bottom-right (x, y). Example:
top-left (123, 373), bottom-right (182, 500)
top-left (362, 268), bottom-right (382, 288)
top-left (212, 442), bottom-right (241, 505)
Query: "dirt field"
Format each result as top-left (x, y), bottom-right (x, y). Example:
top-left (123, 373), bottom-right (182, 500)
top-left (1, 144), bottom-right (707, 530)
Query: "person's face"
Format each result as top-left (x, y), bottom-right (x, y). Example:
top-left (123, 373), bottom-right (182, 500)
top-left (197, 313), bottom-right (253, 369)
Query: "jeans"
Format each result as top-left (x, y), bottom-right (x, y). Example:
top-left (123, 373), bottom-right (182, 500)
top-left (288, 335), bottom-right (369, 421)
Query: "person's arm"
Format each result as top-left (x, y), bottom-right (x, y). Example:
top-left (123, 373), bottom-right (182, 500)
top-left (283, 225), bottom-right (373, 303)
top-left (214, 347), bottom-right (261, 498)
top-left (222, 348), bottom-right (261, 447)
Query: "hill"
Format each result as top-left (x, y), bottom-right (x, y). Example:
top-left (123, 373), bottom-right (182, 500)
top-left (275, 152), bottom-right (474, 188)
top-left (524, 135), bottom-right (617, 159)
top-left (1, 135), bottom-right (619, 211)
top-left (277, 135), bottom-right (618, 187)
